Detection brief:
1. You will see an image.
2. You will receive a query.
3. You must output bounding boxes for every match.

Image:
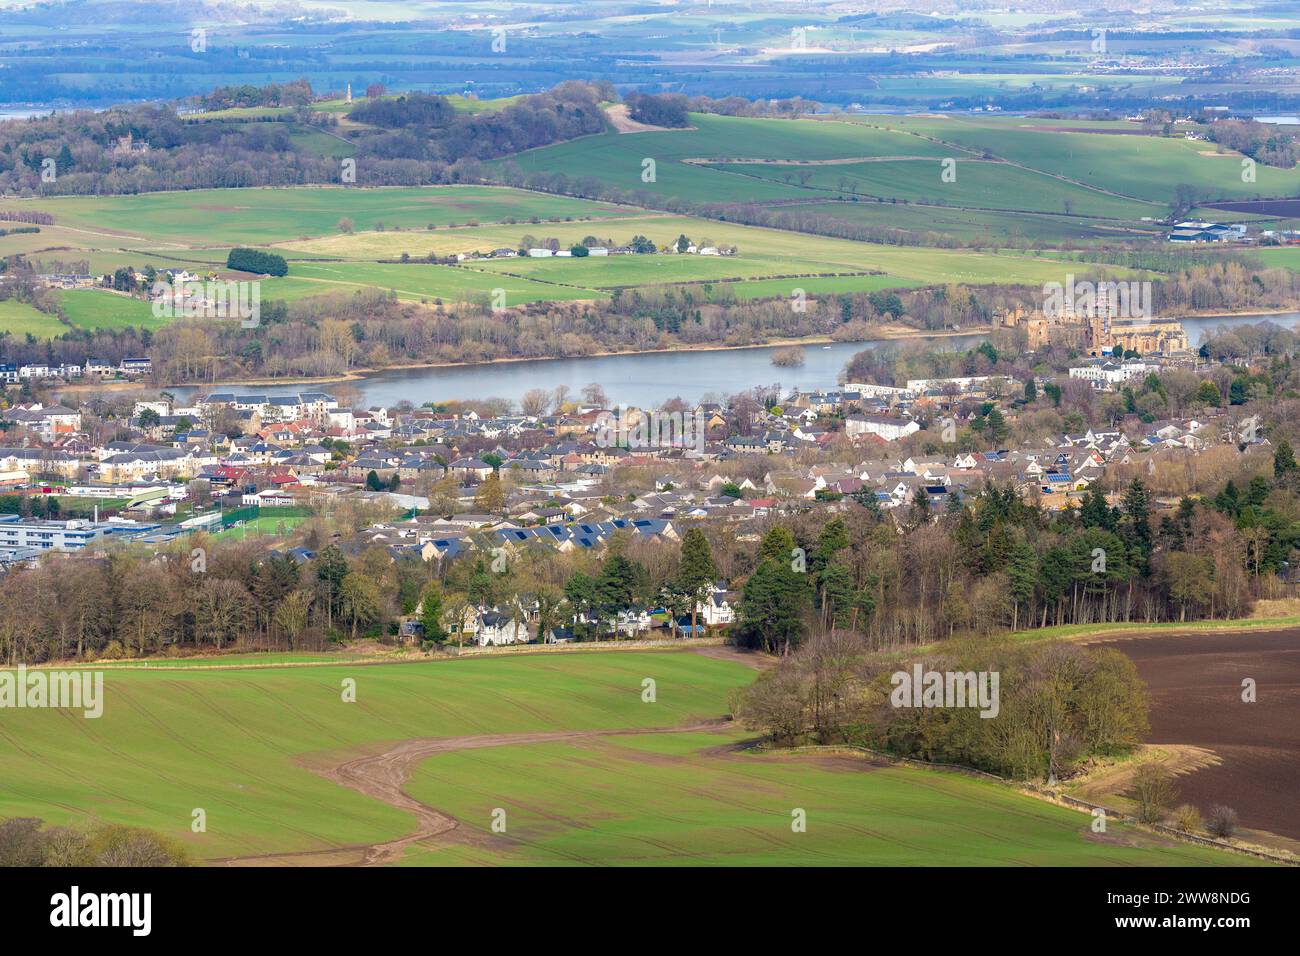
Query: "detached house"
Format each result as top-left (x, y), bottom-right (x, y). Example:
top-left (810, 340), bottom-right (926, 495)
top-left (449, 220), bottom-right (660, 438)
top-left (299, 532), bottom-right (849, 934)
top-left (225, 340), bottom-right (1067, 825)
top-left (699, 586), bottom-right (738, 627)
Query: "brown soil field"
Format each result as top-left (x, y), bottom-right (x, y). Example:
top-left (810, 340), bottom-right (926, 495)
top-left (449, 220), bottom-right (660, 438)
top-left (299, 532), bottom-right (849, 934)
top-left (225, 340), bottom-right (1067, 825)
top-left (1205, 198), bottom-right (1300, 217)
top-left (1095, 627), bottom-right (1300, 841)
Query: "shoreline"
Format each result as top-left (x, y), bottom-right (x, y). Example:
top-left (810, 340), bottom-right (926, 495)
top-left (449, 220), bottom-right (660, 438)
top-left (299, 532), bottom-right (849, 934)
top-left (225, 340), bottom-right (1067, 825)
top-left (49, 305), bottom-right (1300, 398)
top-left (54, 324), bottom-right (989, 396)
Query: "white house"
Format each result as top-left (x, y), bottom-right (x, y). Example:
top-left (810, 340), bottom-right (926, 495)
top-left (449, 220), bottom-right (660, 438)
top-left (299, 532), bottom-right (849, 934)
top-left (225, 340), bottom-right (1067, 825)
top-left (1068, 361), bottom-right (1154, 389)
top-left (614, 609), bottom-right (654, 637)
top-left (473, 610), bottom-right (529, 646)
top-left (846, 414), bottom-right (920, 442)
top-left (698, 588), bottom-right (737, 627)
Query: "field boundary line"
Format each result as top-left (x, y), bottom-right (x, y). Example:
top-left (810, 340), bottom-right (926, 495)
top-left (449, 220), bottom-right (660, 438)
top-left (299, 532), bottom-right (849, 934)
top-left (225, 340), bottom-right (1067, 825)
top-left (863, 615), bottom-right (1300, 669)
top-left (15, 638), bottom-right (731, 671)
top-left (862, 117), bottom-right (1166, 207)
top-left (1017, 615), bottom-right (1300, 645)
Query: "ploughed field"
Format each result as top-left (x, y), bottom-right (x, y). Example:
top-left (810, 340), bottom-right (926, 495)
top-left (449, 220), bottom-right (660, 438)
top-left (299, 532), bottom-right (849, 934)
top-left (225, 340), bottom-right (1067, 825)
top-left (1098, 627), bottom-right (1300, 842)
top-left (0, 650), bottom-right (1251, 866)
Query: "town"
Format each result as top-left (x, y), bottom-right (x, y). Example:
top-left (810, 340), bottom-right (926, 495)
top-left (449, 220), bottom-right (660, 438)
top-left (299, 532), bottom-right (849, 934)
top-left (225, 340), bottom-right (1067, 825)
top-left (0, 304), bottom-right (1284, 647)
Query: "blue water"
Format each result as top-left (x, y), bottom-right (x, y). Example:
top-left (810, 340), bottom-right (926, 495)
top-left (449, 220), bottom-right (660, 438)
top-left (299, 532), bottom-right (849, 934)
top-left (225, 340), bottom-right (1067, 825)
top-left (163, 311), bottom-right (1300, 408)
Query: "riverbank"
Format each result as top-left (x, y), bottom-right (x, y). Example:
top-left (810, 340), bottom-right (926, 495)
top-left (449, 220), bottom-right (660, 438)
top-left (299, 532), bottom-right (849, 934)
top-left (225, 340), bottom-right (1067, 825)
top-left (48, 306), bottom-right (1300, 403)
top-left (54, 323), bottom-right (990, 397)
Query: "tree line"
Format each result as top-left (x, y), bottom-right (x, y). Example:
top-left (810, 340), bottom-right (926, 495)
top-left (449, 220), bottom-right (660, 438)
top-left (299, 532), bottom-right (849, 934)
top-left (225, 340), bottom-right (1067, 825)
top-left (4, 437), bottom-right (1297, 666)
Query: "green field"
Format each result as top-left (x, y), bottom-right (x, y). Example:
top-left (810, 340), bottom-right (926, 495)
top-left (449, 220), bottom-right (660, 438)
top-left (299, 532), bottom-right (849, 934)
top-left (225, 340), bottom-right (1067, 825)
top-left (773, 200), bottom-right (1164, 246)
top-left (728, 274), bottom-right (921, 298)
top-left (0, 298), bottom-right (64, 338)
top-left (187, 93), bottom-right (525, 122)
top-left (283, 213), bottom-right (1144, 288)
top-left (495, 113), bottom-right (952, 205)
top-left (493, 110), bottom-right (1276, 248)
top-left (399, 730), bottom-right (1236, 866)
top-left (1248, 247), bottom-right (1300, 271)
top-left (92, 652), bottom-right (374, 668)
top-left (281, 260), bottom-right (606, 304)
top-left (57, 288), bottom-right (166, 332)
top-left (709, 158), bottom-right (1159, 220)
top-left (285, 124), bottom-right (356, 159)
top-left (21, 187), bottom-right (632, 247)
top-left (860, 114), bottom-right (1300, 204)
top-left (0, 650), bottom-right (1253, 866)
top-left (210, 515), bottom-right (307, 540)
top-left (0, 652), bottom-right (747, 859)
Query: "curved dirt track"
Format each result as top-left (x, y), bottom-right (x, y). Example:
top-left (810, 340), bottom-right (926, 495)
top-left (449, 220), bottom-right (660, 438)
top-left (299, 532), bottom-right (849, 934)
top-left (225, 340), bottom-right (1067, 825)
top-left (214, 717), bottom-right (733, 867)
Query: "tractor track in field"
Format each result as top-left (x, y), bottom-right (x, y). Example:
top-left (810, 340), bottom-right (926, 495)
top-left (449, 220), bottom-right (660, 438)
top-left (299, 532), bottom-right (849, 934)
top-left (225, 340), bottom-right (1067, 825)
top-left (211, 716), bottom-right (735, 867)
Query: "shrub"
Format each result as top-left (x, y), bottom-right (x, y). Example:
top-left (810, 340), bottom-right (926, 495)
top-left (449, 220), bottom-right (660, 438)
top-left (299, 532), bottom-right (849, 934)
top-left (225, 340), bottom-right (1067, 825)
top-left (1206, 805), bottom-right (1239, 839)
top-left (1131, 763), bottom-right (1176, 825)
top-left (1172, 803), bottom-right (1203, 833)
top-left (771, 346), bottom-right (806, 368)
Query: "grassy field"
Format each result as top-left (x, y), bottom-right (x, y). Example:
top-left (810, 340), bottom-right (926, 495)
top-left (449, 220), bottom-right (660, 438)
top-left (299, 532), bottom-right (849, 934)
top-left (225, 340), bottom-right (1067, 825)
top-left (210, 515), bottom-right (307, 540)
top-left (281, 260), bottom-right (605, 304)
top-left (728, 274), bottom-right (921, 298)
top-left (0, 222), bottom-right (161, 260)
top-left (187, 94), bottom-right (524, 122)
top-left (0, 650), bottom-right (1254, 866)
top-left (492, 110), bottom-right (1273, 247)
top-left (708, 158), bottom-right (1159, 220)
top-left (494, 113), bottom-right (953, 204)
top-left (1249, 247), bottom-right (1300, 271)
top-left (399, 729), bottom-right (1240, 866)
top-left (771, 200), bottom-right (1164, 246)
top-left (0, 298), bottom-right (64, 338)
top-left (860, 114), bottom-right (1300, 204)
top-left (285, 124), bottom-right (356, 159)
top-left (20, 187), bottom-right (632, 247)
top-left (57, 288), bottom-right (166, 332)
top-left (91, 652), bottom-right (376, 668)
top-left (0, 652), bottom-right (746, 859)
top-left (281, 213), bottom-right (1146, 288)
